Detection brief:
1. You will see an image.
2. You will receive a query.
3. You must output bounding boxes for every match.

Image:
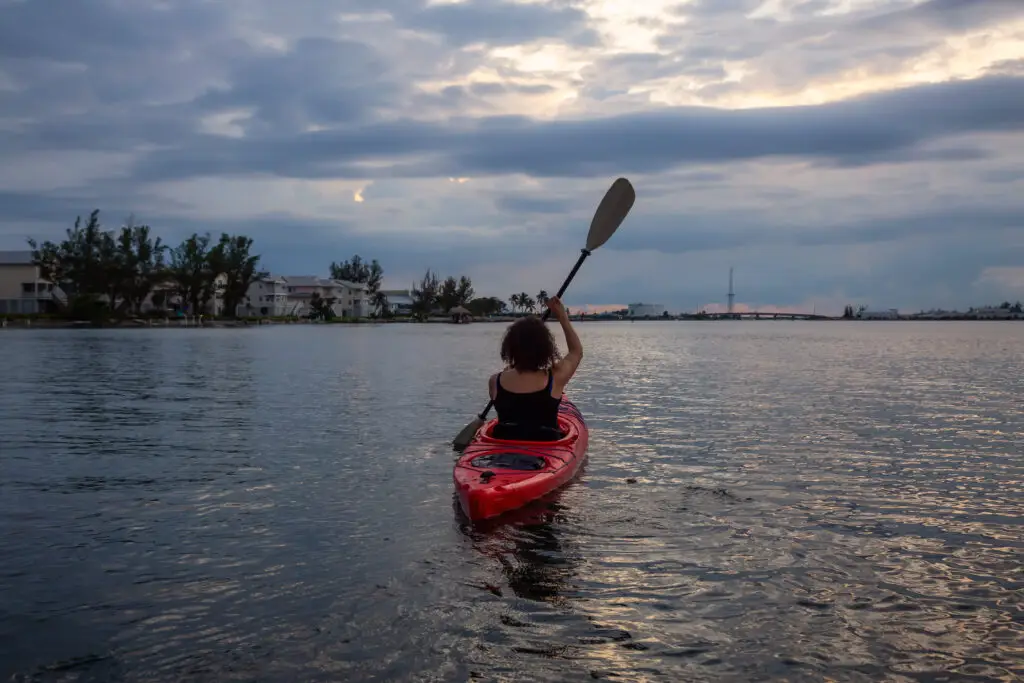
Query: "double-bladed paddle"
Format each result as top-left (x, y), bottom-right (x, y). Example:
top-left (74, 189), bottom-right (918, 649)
top-left (451, 177), bottom-right (636, 452)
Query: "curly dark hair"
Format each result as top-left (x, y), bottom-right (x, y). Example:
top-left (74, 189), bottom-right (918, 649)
top-left (500, 315), bottom-right (561, 372)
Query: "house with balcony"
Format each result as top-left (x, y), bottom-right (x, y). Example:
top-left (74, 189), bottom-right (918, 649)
top-left (238, 274), bottom-right (290, 317)
top-left (149, 274), bottom-right (226, 316)
top-left (282, 276), bottom-right (369, 318)
top-left (333, 279), bottom-right (369, 318)
top-left (282, 275), bottom-right (332, 317)
top-left (0, 250), bottom-right (67, 315)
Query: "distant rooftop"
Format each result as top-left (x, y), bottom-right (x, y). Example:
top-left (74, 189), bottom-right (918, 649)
top-left (281, 275), bottom-right (368, 289)
top-left (332, 279), bottom-right (367, 290)
top-left (282, 275), bottom-right (330, 287)
top-left (0, 250), bottom-right (33, 265)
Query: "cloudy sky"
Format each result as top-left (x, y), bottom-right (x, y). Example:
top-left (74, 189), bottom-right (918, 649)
top-left (1, 0), bottom-right (1022, 314)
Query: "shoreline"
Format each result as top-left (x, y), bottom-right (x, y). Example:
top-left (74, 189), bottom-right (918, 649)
top-left (3, 315), bottom-right (1022, 329)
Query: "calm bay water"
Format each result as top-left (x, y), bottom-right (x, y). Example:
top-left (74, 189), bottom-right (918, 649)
top-left (0, 321), bottom-right (1021, 682)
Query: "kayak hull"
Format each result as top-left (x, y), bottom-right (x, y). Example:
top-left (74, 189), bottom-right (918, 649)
top-left (453, 398), bottom-right (588, 521)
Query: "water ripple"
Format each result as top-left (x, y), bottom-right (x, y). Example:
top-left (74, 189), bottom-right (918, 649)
top-left (0, 322), bottom-right (1021, 682)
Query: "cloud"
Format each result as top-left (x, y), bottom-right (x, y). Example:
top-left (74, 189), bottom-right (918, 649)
top-left (665, 0), bottom-right (1024, 71)
top-left (193, 38), bottom-right (400, 132)
top-left (404, 0), bottom-right (599, 48)
top-left (0, 0), bottom-right (1022, 315)
top-left (493, 194), bottom-right (574, 214)
top-left (101, 73), bottom-right (1024, 183)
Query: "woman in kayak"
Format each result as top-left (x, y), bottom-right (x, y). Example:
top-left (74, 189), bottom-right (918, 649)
top-left (488, 296), bottom-right (583, 441)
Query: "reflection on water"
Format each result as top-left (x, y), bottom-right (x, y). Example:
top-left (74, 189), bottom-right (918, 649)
top-left (1, 323), bottom-right (1022, 682)
top-left (456, 488), bottom-right (580, 605)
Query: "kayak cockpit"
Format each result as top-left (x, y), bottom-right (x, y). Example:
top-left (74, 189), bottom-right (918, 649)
top-left (469, 451), bottom-right (548, 471)
top-left (479, 414), bottom-right (579, 447)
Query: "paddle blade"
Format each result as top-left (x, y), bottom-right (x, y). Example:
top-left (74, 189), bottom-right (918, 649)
top-left (586, 177), bottom-right (635, 251)
top-left (452, 416), bottom-right (485, 451)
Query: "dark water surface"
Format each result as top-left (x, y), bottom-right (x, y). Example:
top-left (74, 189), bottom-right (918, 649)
top-left (1, 322), bottom-right (1021, 682)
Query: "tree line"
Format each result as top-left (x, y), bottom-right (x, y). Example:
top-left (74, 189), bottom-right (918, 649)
top-left (27, 210), bottom-right (264, 319)
top-left (26, 210), bottom-right (390, 320)
top-left (27, 210), bottom-right (572, 322)
top-left (407, 269), bottom-right (474, 320)
top-left (405, 269), bottom-right (564, 320)
top-left (508, 290), bottom-right (557, 314)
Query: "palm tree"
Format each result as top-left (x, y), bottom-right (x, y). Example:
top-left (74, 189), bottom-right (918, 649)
top-left (536, 290), bottom-right (549, 316)
top-left (372, 290), bottom-right (389, 318)
top-left (520, 292), bottom-right (535, 314)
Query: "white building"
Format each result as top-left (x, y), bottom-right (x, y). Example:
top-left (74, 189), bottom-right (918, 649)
top-left (971, 306), bottom-right (1016, 320)
top-left (0, 250), bottom-right (65, 314)
top-left (627, 302), bottom-right (667, 318)
top-left (238, 274), bottom-right (290, 317)
top-left (281, 276), bottom-right (369, 318)
top-left (380, 288), bottom-right (414, 316)
top-left (283, 275), bottom-right (331, 316)
top-left (334, 279), bottom-right (369, 318)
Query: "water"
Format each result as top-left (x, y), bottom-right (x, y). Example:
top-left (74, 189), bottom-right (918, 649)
top-left (0, 322), bottom-right (1021, 682)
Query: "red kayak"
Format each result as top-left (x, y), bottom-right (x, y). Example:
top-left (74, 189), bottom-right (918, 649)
top-left (453, 398), bottom-right (589, 521)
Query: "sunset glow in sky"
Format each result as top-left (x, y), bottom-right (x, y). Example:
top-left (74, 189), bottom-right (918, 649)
top-left (1, 0), bottom-right (1022, 313)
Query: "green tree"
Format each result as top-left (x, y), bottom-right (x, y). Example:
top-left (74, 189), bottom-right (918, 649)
top-left (438, 276), bottom-right (460, 312)
top-left (366, 259), bottom-right (383, 296)
top-left (168, 233), bottom-right (218, 314)
top-left (411, 269), bottom-right (440, 320)
top-left (212, 233), bottom-right (263, 317)
top-left (457, 276), bottom-right (475, 306)
top-left (331, 254), bottom-right (384, 310)
top-left (331, 255), bottom-right (383, 293)
top-left (371, 290), bottom-right (390, 318)
top-left (27, 210), bottom-right (264, 320)
top-left (467, 296), bottom-right (505, 317)
top-left (537, 290), bottom-right (548, 308)
top-left (116, 218), bottom-right (166, 315)
top-left (28, 210), bottom-right (106, 302)
top-left (98, 229), bottom-right (127, 311)
top-left (308, 291), bottom-right (335, 320)
top-left (330, 255), bottom-right (364, 282)
top-left (27, 209), bottom-right (146, 317)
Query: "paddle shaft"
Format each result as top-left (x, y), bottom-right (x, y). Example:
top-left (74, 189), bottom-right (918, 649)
top-left (541, 248), bottom-right (590, 321)
top-left (475, 247), bottom-right (592, 421)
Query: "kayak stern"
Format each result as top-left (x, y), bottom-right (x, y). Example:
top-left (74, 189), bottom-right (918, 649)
top-left (453, 398), bottom-right (588, 521)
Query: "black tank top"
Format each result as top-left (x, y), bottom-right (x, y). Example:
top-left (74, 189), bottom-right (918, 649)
top-left (494, 370), bottom-right (562, 432)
